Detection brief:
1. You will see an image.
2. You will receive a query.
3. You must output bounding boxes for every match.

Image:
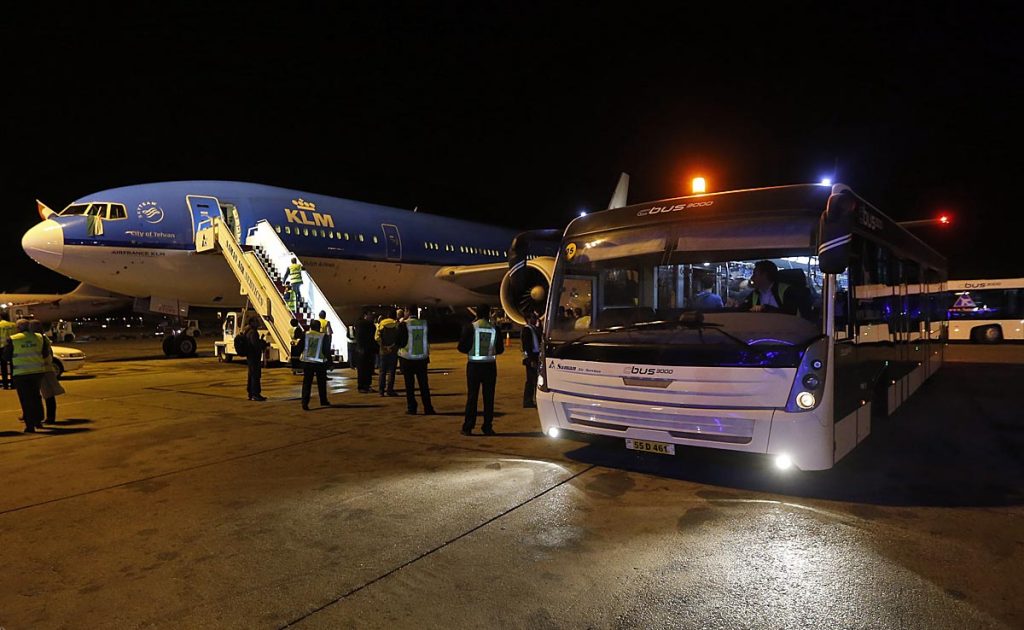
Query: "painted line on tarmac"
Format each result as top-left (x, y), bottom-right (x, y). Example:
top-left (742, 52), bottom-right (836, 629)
top-left (0, 431), bottom-right (351, 518)
top-left (280, 463), bottom-right (598, 628)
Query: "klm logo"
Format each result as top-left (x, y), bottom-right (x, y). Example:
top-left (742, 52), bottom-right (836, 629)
top-left (285, 198), bottom-right (335, 228)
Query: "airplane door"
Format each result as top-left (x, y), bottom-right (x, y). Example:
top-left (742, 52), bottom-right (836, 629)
top-left (187, 195), bottom-right (224, 242)
top-left (382, 224), bottom-right (402, 261)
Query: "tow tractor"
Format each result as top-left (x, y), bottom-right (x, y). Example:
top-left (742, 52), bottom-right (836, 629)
top-left (213, 310), bottom-right (283, 363)
top-left (49, 320), bottom-right (76, 343)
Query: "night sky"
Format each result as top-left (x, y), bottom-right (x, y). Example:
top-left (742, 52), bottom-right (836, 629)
top-left (4, 3), bottom-right (1021, 293)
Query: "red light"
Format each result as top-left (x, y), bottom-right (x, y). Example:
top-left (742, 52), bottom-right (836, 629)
top-left (938, 214), bottom-right (951, 225)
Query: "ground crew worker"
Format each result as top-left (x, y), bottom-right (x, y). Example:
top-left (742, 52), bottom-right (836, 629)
top-left (287, 257), bottom-right (304, 296)
top-left (245, 318), bottom-right (268, 401)
top-left (2, 319), bottom-right (48, 432)
top-left (458, 304), bottom-right (504, 435)
top-left (290, 318), bottom-right (305, 376)
top-left (31, 319), bottom-right (64, 424)
top-left (300, 319), bottom-right (330, 410)
top-left (375, 309), bottom-right (399, 396)
top-left (0, 311), bottom-right (15, 390)
top-left (397, 307), bottom-right (435, 415)
top-left (317, 310), bottom-right (334, 371)
top-left (521, 313), bottom-right (541, 408)
top-left (355, 310), bottom-right (377, 393)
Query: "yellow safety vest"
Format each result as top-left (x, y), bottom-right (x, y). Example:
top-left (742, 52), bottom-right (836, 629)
top-left (398, 318), bottom-right (429, 360)
top-left (0, 320), bottom-right (15, 344)
top-left (318, 318), bottom-right (331, 335)
top-left (288, 263), bottom-right (303, 284)
top-left (10, 332), bottom-right (46, 376)
top-left (469, 319), bottom-right (497, 363)
top-left (301, 330), bottom-right (325, 363)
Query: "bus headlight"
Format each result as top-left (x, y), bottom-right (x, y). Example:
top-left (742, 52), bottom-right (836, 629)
top-left (546, 427), bottom-right (560, 438)
top-left (796, 392), bottom-right (816, 409)
top-left (537, 374), bottom-right (545, 389)
top-left (774, 454), bottom-right (793, 470)
top-left (802, 374), bottom-right (820, 389)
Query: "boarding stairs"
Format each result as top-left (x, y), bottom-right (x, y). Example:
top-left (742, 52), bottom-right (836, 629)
top-left (196, 217), bottom-right (348, 365)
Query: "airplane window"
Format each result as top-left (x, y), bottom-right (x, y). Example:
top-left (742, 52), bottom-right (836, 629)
top-left (275, 225), bottom-right (282, 234)
top-left (320, 229), bottom-right (327, 238)
top-left (285, 226), bottom-right (291, 234)
top-left (358, 234), bottom-right (364, 242)
top-left (373, 236), bottom-right (379, 244)
top-left (60, 204), bottom-right (90, 216)
top-left (328, 232), bottom-right (334, 239)
top-left (303, 228), bottom-right (309, 236)
top-left (344, 233), bottom-right (350, 240)
top-left (87, 203), bottom-right (108, 217)
top-left (108, 204), bottom-right (127, 220)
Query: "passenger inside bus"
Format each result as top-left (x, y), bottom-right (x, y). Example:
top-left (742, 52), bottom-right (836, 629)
top-left (741, 260), bottom-right (814, 319)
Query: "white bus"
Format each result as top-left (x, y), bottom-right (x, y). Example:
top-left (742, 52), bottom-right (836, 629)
top-left (529, 184), bottom-right (947, 471)
top-left (941, 278), bottom-right (1024, 343)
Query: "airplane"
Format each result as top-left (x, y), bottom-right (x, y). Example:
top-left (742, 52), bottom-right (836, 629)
top-left (22, 179), bottom-right (615, 329)
top-left (0, 282), bottom-right (132, 323)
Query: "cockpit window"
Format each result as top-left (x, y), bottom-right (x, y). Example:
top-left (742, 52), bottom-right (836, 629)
top-left (87, 203), bottom-right (108, 217)
top-left (60, 204), bottom-right (90, 216)
top-left (107, 203), bottom-right (127, 220)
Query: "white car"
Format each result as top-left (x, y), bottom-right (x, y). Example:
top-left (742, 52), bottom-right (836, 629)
top-left (51, 346), bottom-right (86, 378)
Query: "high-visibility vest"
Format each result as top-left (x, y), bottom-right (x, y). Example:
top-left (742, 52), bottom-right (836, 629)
top-left (751, 282), bottom-right (790, 308)
top-left (288, 263), bottom-right (303, 284)
top-left (398, 318), bottom-right (429, 360)
top-left (0, 320), bottom-right (15, 344)
top-left (301, 330), bottom-right (325, 363)
top-left (10, 332), bottom-right (46, 375)
top-left (318, 318), bottom-right (332, 335)
top-left (469, 319), bottom-right (497, 363)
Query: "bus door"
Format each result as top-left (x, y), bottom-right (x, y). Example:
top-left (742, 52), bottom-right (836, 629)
top-left (382, 224), bottom-right (402, 261)
top-left (187, 195), bottom-right (224, 243)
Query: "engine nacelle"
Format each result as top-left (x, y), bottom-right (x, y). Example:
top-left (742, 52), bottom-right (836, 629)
top-left (500, 256), bottom-right (556, 325)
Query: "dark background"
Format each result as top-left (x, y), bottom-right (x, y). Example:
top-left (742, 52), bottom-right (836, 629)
top-left (3, 3), bottom-right (1021, 293)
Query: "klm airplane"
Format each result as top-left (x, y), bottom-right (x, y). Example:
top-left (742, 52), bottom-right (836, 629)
top-left (23, 181), bottom-right (538, 320)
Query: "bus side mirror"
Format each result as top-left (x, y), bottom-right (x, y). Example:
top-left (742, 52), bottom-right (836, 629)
top-left (818, 192), bottom-right (855, 274)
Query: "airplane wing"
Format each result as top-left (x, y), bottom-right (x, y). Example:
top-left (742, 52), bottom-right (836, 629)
top-left (434, 262), bottom-right (509, 293)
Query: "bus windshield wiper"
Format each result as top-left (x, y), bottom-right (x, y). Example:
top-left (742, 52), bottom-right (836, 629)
top-left (560, 320), bottom-right (676, 346)
top-left (676, 311), bottom-right (753, 348)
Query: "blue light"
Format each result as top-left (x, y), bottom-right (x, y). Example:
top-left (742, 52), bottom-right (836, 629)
top-left (579, 211), bottom-right (587, 217)
top-left (820, 178), bottom-right (832, 186)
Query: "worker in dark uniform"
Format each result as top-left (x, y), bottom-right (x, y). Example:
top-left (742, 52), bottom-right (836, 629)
top-left (521, 313), bottom-right (542, 408)
top-left (458, 304), bottom-right (504, 435)
top-left (290, 318), bottom-right (305, 376)
top-left (354, 310), bottom-right (377, 393)
top-left (300, 319), bottom-right (330, 410)
top-left (3, 319), bottom-right (48, 432)
top-left (245, 318), bottom-right (267, 401)
top-left (397, 307), bottom-right (435, 415)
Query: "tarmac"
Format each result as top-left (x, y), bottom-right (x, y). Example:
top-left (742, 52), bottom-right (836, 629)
top-left (0, 339), bottom-right (1022, 629)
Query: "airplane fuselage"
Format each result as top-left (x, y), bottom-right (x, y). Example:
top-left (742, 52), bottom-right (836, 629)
top-left (23, 181), bottom-right (520, 309)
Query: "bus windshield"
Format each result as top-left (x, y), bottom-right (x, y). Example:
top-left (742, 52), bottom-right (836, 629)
top-left (548, 224), bottom-right (824, 366)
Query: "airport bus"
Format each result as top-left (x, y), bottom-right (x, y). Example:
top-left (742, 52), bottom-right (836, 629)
top-left (940, 278), bottom-right (1024, 343)
top-left (535, 184), bottom-right (947, 471)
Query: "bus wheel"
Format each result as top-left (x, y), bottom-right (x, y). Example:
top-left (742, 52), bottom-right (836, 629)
top-left (973, 325), bottom-right (1003, 344)
top-left (162, 336), bottom-right (178, 357)
top-left (178, 335), bottom-right (198, 356)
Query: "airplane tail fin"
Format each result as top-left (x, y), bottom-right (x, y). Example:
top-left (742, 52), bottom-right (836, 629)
top-left (608, 173), bottom-right (629, 209)
top-left (36, 199), bottom-right (56, 220)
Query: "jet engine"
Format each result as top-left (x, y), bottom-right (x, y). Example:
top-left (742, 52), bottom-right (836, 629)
top-left (500, 257), bottom-right (556, 325)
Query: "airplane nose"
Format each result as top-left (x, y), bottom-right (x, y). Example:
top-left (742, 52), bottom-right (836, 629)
top-left (22, 220), bottom-right (65, 271)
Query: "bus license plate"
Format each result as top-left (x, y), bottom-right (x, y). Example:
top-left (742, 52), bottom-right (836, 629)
top-left (625, 438), bottom-right (675, 455)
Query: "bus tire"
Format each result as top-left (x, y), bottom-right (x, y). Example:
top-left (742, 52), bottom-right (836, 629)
top-left (162, 336), bottom-right (178, 357)
top-left (178, 335), bottom-right (198, 356)
top-left (972, 325), bottom-right (1003, 344)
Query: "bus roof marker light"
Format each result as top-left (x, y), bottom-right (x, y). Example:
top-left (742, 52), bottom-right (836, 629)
top-left (691, 177), bottom-right (707, 194)
top-left (774, 454), bottom-right (793, 470)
